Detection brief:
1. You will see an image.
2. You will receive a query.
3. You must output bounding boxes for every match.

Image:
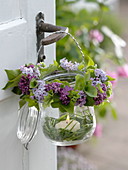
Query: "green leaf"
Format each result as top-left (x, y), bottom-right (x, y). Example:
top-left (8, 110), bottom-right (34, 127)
top-left (59, 106), bottom-right (67, 113)
top-left (19, 100), bottom-right (26, 109)
top-left (111, 106), bottom-right (118, 119)
top-left (99, 107), bottom-right (107, 117)
top-left (53, 95), bottom-right (60, 103)
top-left (51, 102), bottom-right (60, 108)
top-left (30, 78), bottom-right (38, 88)
top-left (3, 74), bottom-right (22, 90)
top-left (84, 55), bottom-right (94, 67)
top-left (96, 83), bottom-right (104, 93)
top-left (107, 75), bottom-right (115, 81)
top-left (43, 94), bottom-right (53, 108)
top-left (105, 81), bottom-right (112, 97)
top-left (25, 98), bottom-right (39, 110)
top-left (53, 79), bottom-right (69, 86)
top-left (84, 71), bottom-right (90, 82)
top-left (78, 63), bottom-right (85, 70)
top-left (110, 103), bottom-right (118, 119)
top-left (53, 60), bottom-right (59, 66)
top-left (99, 3), bottom-right (109, 12)
top-left (85, 0), bottom-right (98, 2)
top-left (61, 102), bottom-right (74, 114)
top-left (75, 74), bottom-right (85, 90)
top-left (2, 82), bottom-right (13, 90)
top-left (85, 85), bottom-right (97, 97)
top-left (5, 69), bottom-right (21, 80)
top-left (12, 86), bottom-right (22, 95)
top-left (85, 96), bottom-right (95, 106)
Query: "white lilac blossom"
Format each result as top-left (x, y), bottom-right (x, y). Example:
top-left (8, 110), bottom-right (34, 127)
top-left (20, 66), bottom-right (34, 75)
top-left (20, 65), bottom-right (40, 78)
top-left (32, 80), bottom-right (47, 102)
top-left (60, 58), bottom-right (79, 71)
top-left (95, 69), bottom-right (107, 82)
top-left (90, 78), bottom-right (102, 86)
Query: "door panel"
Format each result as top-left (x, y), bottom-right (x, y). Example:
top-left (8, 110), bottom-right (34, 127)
top-left (0, 0), bottom-right (21, 24)
top-left (0, 19), bottom-right (27, 100)
top-left (0, 0), bottom-right (56, 170)
top-left (0, 96), bottom-right (22, 170)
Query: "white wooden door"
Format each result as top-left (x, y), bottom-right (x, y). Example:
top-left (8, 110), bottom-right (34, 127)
top-left (0, 0), bottom-right (57, 170)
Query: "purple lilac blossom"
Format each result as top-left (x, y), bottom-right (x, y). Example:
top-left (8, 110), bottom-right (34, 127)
top-left (59, 86), bottom-right (73, 105)
top-left (18, 75), bottom-right (33, 95)
top-left (32, 80), bottom-right (47, 103)
top-left (60, 58), bottom-right (79, 71)
top-left (45, 83), bottom-right (73, 105)
top-left (95, 69), bottom-right (107, 82)
top-left (93, 83), bottom-right (107, 105)
top-left (94, 91), bottom-right (107, 105)
top-left (45, 82), bottom-right (62, 93)
top-left (75, 91), bottom-right (86, 107)
top-left (101, 83), bottom-right (107, 92)
top-left (44, 82), bottom-right (86, 106)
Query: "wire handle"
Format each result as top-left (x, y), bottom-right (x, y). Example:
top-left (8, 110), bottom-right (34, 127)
top-left (37, 31), bottom-right (85, 61)
top-left (55, 31), bottom-right (85, 59)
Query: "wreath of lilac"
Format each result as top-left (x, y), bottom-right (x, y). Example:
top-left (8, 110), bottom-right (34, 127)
top-left (3, 57), bottom-right (114, 113)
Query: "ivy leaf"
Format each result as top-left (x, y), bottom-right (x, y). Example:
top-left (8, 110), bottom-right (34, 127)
top-left (5, 69), bottom-right (21, 80)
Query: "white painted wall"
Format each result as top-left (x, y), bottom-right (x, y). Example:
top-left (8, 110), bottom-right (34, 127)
top-left (0, 0), bottom-right (56, 170)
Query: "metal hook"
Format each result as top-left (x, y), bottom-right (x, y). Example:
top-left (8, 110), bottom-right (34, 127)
top-left (36, 12), bottom-right (68, 63)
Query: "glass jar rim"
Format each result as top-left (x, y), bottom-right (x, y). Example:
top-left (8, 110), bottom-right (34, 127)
top-left (43, 70), bottom-right (84, 82)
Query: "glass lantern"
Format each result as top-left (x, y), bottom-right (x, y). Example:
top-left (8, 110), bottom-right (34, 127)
top-left (41, 71), bottom-right (96, 146)
top-left (42, 105), bottom-right (96, 146)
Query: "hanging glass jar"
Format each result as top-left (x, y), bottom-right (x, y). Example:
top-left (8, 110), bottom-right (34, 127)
top-left (41, 71), bottom-right (96, 146)
top-left (17, 103), bottom-right (41, 148)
